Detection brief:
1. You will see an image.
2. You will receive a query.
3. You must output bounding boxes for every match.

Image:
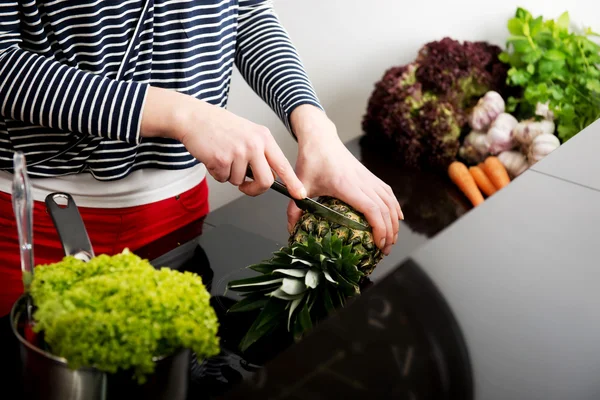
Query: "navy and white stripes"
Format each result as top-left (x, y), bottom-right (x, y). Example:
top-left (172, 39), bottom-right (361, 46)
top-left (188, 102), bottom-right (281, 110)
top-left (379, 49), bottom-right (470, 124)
top-left (0, 0), bottom-right (322, 180)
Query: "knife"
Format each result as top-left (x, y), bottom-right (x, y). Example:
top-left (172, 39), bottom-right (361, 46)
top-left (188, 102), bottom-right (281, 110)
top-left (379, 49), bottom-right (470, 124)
top-left (245, 168), bottom-right (369, 231)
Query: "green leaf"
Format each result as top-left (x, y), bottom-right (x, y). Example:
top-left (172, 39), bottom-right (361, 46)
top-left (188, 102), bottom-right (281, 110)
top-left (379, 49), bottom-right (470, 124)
top-left (238, 298), bottom-right (287, 352)
top-left (248, 262), bottom-right (283, 274)
top-left (228, 295), bottom-right (269, 313)
top-left (287, 296), bottom-right (303, 331)
top-left (227, 275), bottom-right (284, 290)
top-left (516, 7), bottom-right (532, 20)
top-left (323, 270), bottom-right (337, 284)
top-left (298, 301), bottom-right (313, 332)
top-left (268, 287), bottom-right (306, 301)
top-left (522, 49), bottom-right (543, 64)
top-left (507, 68), bottom-right (530, 86)
top-left (290, 259), bottom-right (315, 267)
top-left (281, 278), bottom-right (307, 295)
top-left (498, 51), bottom-right (511, 64)
top-left (543, 49), bottom-right (567, 61)
top-left (305, 268), bottom-right (321, 289)
top-left (321, 287), bottom-right (336, 315)
top-left (507, 18), bottom-right (523, 35)
top-left (272, 268), bottom-right (308, 278)
top-left (506, 35), bottom-right (532, 53)
top-left (586, 79), bottom-right (600, 94)
top-left (556, 11), bottom-right (570, 31)
top-left (331, 236), bottom-right (343, 256)
top-left (328, 267), bottom-right (360, 296)
top-left (526, 64), bottom-right (535, 74)
top-left (529, 16), bottom-right (544, 37)
top-left (321, 231), bottom-right (332, 255)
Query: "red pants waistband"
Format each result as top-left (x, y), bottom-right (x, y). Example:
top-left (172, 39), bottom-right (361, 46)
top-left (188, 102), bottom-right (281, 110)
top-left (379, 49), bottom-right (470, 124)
top-left (0, 179), bottom-right (209, 317)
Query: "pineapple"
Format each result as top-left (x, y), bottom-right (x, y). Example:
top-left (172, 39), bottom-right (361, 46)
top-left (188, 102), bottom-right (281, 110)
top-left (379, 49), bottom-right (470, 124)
top-left (227, 196), bottom-right (384, 352)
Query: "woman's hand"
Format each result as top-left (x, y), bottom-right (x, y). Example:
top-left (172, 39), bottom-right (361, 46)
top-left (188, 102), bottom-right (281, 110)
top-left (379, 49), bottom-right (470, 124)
top-left (289, 105), bottom-right (403, 255)
top-left (140, 86), bottom-right (306, 199)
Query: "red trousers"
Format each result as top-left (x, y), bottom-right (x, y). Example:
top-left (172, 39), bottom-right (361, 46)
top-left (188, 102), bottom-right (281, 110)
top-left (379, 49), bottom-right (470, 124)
top-left (0, 179), bottom-right (209, 317)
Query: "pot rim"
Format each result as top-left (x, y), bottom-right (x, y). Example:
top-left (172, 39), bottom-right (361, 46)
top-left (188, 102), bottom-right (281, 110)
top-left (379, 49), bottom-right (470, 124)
top-left (10, 294), bottom-right (175, 371)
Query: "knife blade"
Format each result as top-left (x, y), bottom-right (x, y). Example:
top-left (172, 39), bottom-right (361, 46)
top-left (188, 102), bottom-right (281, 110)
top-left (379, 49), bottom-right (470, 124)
top-left (245, 168), bottom-right (370, 231)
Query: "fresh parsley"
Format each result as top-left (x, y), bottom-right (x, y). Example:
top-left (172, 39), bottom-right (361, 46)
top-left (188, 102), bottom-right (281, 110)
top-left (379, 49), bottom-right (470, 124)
top-left (499, 7), bottom-right (600, 142)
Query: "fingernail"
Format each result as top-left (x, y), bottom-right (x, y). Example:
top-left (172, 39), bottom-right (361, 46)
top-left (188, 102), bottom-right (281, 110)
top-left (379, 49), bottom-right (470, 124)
top-left (399, 210), bottom-right (405, 220)
top-left (299, 187), bottom-right (307, 198)
top-left (384, 244), bottom-right (392, 255)
top-left (379, 238), bottom-right (386, 249)
top-left (393, 233), bottom-right (398, 244)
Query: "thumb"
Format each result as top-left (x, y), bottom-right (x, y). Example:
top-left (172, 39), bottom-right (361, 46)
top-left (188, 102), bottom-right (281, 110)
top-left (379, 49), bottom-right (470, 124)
top-left (287, 199), bottom-right (303, 234)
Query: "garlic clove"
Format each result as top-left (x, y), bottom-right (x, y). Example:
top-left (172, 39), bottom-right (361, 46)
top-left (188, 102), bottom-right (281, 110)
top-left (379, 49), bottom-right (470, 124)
top-left (497, 150), bottom-right (528, 178)
top-left (527, 133), bottom-right (560, 165)
top-left (468, 91), bottom-right (506, 131)
top-left (487, 113), bottom-right (518, 155)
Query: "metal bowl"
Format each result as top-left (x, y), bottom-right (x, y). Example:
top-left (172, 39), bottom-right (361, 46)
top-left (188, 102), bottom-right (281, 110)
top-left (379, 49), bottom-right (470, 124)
top-left (11, 295), bottom-right (191, 400)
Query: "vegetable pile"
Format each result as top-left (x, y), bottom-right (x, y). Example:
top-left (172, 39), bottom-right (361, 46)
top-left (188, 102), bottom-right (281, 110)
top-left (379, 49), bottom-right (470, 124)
top-left (30, 250), bottom-right (221, 383)
top-left (499, 8), bottom-right (600, 142)
top-left (362, 7), bottom-right (599, 206)
top-left (362, 37), bottom-right (510, 172)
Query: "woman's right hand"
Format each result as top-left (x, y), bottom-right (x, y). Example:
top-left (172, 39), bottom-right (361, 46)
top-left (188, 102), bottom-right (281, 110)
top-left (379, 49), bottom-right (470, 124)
top-left (140, 86), bottom-right (307, 199)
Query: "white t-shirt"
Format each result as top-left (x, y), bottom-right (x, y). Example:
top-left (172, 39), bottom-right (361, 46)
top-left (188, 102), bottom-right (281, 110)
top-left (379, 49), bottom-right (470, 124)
top-left (0, 163), bottom-right (207, 209)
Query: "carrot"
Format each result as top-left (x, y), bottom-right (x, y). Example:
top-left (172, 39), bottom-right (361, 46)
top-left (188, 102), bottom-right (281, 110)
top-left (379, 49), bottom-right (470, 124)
top-left (482, 156), bottom-right (511, 189)
top-left (469, 165), bottom-right (497, 197)
top-left (448, 161), bottom-right (484, 207)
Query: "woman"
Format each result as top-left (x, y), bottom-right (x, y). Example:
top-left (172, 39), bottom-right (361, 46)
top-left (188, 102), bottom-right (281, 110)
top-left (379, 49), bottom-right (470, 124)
top-left (0, 0), bottom-right (402, 317)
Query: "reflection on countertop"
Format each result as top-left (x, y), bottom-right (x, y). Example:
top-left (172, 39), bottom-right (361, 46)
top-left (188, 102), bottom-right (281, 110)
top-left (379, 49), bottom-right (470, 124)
top-left (139, 135), bottom-right (474, 399)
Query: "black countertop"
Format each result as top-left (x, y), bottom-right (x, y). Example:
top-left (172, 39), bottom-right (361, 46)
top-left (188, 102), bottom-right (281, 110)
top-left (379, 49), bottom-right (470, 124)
top-left (141, 120), bottom-right (600, 400)
top-left (131, 135), bottom-right (475, 399)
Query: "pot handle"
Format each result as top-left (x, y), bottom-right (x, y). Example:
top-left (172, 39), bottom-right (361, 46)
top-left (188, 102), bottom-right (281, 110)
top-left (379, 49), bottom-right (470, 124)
top-left (45, 193), bottom-right (95, 262)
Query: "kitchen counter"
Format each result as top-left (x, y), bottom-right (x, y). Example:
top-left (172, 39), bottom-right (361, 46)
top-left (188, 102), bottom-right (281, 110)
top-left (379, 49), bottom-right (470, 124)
top-left (7, 117), bottom-right (598, 399)
top-left (142, 119), bottom-right (600, 400)
top-left (131, 134), bottom-right (476, 399)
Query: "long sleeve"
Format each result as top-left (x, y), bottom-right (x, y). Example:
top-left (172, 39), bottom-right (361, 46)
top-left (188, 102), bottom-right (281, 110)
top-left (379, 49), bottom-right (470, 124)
top-left (235, 0), bottom-right (323, 134)
top-left (0, 1), bottom-right (148, 145)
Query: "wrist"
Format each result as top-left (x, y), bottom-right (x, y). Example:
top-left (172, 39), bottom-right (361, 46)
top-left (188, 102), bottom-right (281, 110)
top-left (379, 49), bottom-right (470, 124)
top-left (140, 86), bottom-right (196, 141)
top-left (290, 104), bottom-right (338, 145)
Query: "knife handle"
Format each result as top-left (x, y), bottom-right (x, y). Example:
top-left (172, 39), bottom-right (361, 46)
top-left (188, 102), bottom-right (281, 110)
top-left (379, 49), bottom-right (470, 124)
top-left (245, 167), bottom-right (303, 205)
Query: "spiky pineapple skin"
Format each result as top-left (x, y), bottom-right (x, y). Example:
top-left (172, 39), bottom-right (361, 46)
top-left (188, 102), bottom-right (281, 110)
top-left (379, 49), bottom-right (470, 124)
top-left (288, 196), bottom-right (383, 277)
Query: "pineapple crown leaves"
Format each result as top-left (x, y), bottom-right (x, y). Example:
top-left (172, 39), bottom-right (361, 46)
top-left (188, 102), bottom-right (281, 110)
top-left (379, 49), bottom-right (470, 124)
top-left (225, 232), bottom-right (366, 352)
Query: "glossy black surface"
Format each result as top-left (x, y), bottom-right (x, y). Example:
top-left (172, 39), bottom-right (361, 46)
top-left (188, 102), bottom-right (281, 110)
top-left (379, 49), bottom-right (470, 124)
top-left (220, 258), bottom-right (472, 400)
top-left (136, 136), bottom-right (474, 399)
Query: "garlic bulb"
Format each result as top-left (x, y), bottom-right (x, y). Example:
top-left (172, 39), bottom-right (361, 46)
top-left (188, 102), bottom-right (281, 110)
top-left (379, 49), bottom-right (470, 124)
top-left (513, 119), bottom-right (555, 146)
top-left (468, 91), bottom-right (505, 131)
top-left (458, 130), bottom-right (490, 164)
top-left (535, 101), bottom-right (555, 121)
top-left (527, 133), bottom-right (560, 165)
top-left (497, 150), bottom-right (528, 177)
top-left (487, 113), bottom-right (518, 154)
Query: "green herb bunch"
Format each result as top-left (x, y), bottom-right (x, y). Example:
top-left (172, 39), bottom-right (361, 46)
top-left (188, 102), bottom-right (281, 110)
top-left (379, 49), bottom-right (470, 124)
top-left (499, 7), bottom-right (600, 141)
top-left (30, 250), bottom-right (221, 383)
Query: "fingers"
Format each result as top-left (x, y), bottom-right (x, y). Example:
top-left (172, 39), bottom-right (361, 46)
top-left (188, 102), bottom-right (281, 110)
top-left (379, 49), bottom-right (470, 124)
top-left (363, 188), bottom-right (393, 255)
top-left (229, 158), bottom-right (248, 186)
top-left (384, 183), bottom-right (404, 220)
top-left (373, 184), bottom-right (399, 252)
top-left (286, 200), bottom-right (303, 233)
top-left (264, 136), bottom-right (307, 199)
top-left (238, 156), bottom-right (274, 197)
top-left (334, 186), bottom-right (387, 253)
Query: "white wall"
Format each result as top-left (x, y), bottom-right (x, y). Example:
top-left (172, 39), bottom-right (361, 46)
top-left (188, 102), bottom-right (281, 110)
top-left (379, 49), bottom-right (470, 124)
top-left (208, 0), bottom-right (600, 210)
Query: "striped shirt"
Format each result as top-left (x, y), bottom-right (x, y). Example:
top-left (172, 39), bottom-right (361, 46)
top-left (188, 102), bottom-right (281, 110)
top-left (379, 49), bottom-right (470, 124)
top-left (0, 0), bottom-right (322, 181)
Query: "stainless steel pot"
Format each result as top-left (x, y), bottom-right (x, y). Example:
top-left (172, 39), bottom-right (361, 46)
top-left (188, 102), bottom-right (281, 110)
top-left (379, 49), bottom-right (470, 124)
top-left (10, 192), bottom-right (191, 400)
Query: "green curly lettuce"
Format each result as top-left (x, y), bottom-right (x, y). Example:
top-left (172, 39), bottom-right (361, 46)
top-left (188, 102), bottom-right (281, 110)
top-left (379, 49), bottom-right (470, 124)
top-left (29, 250), bottom-right (220, 383)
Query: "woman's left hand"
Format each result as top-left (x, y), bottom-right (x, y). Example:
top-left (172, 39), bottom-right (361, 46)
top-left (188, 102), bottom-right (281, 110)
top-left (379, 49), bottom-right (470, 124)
top-left (287, 105), bottom-right (403, 256)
